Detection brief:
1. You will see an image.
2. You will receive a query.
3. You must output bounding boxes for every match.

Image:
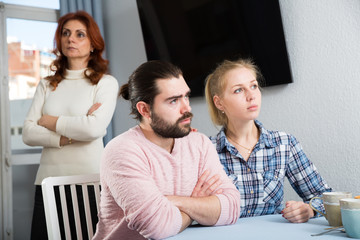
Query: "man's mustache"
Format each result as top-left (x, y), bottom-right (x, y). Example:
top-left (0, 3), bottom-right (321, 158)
top-left (177, 112), bottom-right (193, 123)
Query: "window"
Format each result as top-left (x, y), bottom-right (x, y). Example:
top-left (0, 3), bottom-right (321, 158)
top-left (1, 2), bottom-right (59, 155)
top-left (8, 18), bottom-right (58, 153)
top-left (7, 18), bottom-right (57, 100)
top-left (2, 0), bottom-right (59, 9)
top-left (0, 2), bottom-right (59, 239)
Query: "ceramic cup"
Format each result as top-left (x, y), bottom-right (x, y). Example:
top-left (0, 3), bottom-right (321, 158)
top-left (309, 192), bottom-right (352, 226)
top-left (340, 198), bottom-right (360, 239)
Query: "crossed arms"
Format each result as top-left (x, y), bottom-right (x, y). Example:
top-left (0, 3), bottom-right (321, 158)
top-left (37, 103), bottom-right (101, 146)
top-left (23, 77), bottom-right (118, 147)
top-left (101, 136), bottom-right (240, 239)
top-left (167, 170), bottom-right (223, 232)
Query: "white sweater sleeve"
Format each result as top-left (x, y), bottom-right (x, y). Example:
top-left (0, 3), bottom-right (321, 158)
top-left (22, 80), bottom-right (61, 148)
top-left (55, 75), bottom-right (119, 141)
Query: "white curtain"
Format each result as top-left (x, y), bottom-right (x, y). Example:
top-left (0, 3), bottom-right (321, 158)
top-left (60, 0), bottom-right (114, 145)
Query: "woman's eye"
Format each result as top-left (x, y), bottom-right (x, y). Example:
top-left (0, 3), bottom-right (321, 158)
top-left (170, 99), bottom-right (177, 104)
top-left (77, 32), bottom-right (86, 38)
top-left (251, 84), bottom-right (258, 89)
top-left (234, 88), bottom-right (242, 93)
top-left (62, 31), bottom-right (70, 37)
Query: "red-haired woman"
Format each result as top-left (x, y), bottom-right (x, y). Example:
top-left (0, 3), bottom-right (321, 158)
top-left (22, 11), bottom-right (118, 239)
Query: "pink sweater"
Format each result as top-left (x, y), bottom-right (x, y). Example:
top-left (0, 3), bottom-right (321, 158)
top-left (93, 126), bottom-right (240, 240)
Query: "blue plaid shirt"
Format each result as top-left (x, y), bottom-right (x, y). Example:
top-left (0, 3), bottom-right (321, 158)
top-left (210, 120), bottom-right (332, 218)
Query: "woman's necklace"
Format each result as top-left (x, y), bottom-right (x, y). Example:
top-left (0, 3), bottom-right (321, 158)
top-left (227, 135), bottom-right (254, 154)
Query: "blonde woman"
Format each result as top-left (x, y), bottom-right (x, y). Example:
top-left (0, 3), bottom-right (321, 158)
top-left (205, 58), bottom-right (331, 223)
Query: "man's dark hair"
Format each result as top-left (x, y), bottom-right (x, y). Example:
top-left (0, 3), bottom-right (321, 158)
top-left (119, 60), bottom-right (183, 121)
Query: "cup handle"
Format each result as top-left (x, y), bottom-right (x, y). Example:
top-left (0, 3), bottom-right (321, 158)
top-left (309, 196), bottom-right (326, 217)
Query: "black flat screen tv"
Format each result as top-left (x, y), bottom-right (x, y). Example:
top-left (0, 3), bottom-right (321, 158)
top-left (136, 0), bottom-right (293, 97)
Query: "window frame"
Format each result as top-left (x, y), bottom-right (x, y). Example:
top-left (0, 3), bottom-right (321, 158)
top-left (0, 2), bottom-right (59, 239)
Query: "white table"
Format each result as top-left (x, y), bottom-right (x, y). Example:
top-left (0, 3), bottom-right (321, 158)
top-left (166, 214), bottom-right (348, 240)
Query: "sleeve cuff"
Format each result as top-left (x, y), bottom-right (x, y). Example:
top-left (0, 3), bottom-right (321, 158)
top-left (49, 131), bottom-right (61, 148)
top-left (174, 208), bottom-right (183, 234)
top-left (214, 194), bottom-right (229, 226)
top-left (307, 198), bottom-right (325, 218)
top-left (56, 116), bottom-right (67, 136)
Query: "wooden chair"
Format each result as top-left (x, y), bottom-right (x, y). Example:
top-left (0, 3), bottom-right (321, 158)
top-left (41, 174), bottom-right (100, 240)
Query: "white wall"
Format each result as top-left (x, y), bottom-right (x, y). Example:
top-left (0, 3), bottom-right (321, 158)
top-left (103, 0), bottom-right (360, 201)
top-left (264, 0), bottom-right (360, 200)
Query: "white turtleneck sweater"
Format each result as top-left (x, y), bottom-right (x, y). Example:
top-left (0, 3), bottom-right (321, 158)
top-left (23, 69), bottom-right (119, 185)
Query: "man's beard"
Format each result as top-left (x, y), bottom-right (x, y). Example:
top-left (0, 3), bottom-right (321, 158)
top-left (150, 111), bottom-right (194, 138)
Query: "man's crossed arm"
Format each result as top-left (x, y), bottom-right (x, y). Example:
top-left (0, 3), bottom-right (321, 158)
top-left (166, 170), bottom-right (223, 232)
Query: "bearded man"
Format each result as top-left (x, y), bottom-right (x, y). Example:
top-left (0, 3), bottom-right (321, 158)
top-left (93, 60), bottom-right (240, 240)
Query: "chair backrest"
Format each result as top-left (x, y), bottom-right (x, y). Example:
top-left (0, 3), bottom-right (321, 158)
top-left (42, 174), bottom-right (100, 240)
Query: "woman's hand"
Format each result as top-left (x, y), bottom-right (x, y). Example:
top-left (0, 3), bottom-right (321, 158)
top-left (191, 170), bottom-right (223, 197)
top-left (38, 115), bottom-right (58, 132)
top-left (59, 135), bottom-right (76, 146)
top-left (42, 103), bottom-right (101, 145)
top-left (87, 102), bottom-right (102, 116)
top-left (281, 201), bottom-right (314, 223)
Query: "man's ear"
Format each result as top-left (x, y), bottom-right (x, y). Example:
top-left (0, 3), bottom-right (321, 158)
top-left (213, 95), bottom-right (224, 112)
top-left (136, 101), bottom-right (151, 119)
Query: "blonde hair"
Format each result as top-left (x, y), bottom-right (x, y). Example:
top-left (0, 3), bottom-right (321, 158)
top-left (205, 58), bottom-right (264, 127)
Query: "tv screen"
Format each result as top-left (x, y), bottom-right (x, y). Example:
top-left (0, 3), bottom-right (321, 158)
top-left (136, 0), bottom-right (293, 97)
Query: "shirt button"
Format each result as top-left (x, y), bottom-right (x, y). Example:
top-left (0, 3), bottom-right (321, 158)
top-left (248, 210), bottom-right (251, 214)
top-left (247, 168), bottom-right (250, 172)
top-left (250, 190), bottom-right (254, 194)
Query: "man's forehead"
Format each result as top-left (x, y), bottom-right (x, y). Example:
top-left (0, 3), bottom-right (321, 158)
top-left (156, 76), bottom-right (190, 96)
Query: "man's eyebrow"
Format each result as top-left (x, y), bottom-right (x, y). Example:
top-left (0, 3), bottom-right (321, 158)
top-left (164, 90), bottom-right (191, 101)
top-left (165, 94), bottom-right (182, 101)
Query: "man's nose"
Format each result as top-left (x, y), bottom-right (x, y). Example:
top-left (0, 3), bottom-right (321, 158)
top-left (180, 98), bottom-right (191, 114)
